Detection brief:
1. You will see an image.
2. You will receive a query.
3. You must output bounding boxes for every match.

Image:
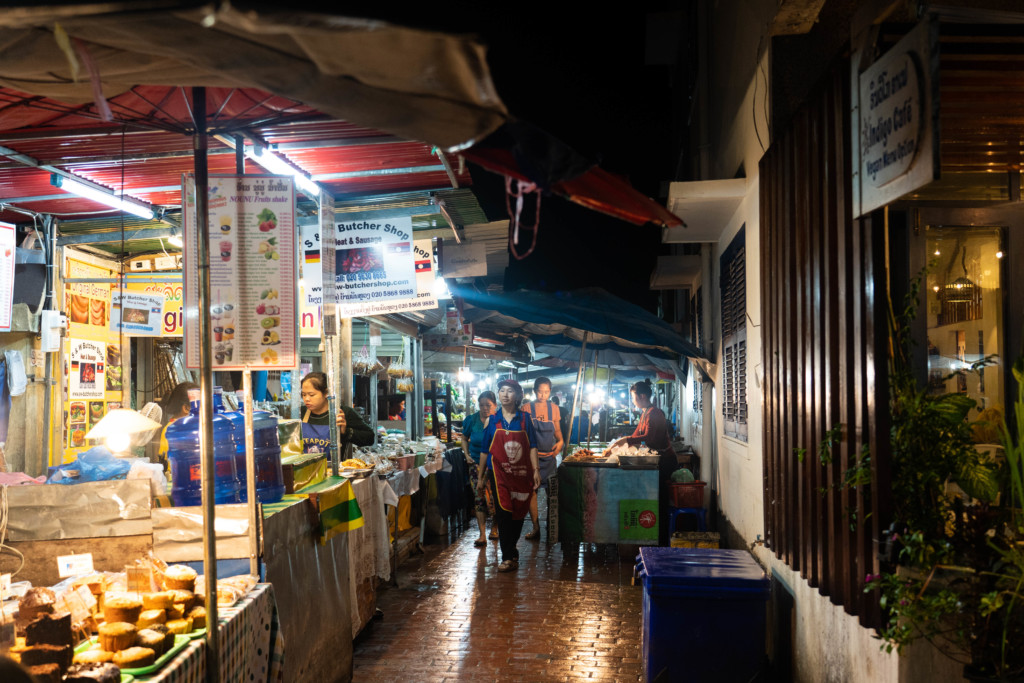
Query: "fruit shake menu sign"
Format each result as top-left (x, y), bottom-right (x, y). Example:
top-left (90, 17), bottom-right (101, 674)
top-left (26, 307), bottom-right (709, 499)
top-left (182, 174), bottom-right (298, 370)
top-left (69, 339), bottom-right (106, 400)
top-left (0, 223), bottom-right (14, 332)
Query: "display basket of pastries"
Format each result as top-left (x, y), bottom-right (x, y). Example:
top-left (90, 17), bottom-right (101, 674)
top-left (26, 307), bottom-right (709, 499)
top-left (340, 457), bottom-right (374, 477)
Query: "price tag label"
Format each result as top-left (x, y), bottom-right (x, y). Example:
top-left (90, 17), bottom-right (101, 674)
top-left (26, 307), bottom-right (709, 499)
top-left (126, 566), bottom-right (151, 594)
top-left (56, 553), bottom-right (94, 579)
top-left (58, 588), bottom-right (92, 624)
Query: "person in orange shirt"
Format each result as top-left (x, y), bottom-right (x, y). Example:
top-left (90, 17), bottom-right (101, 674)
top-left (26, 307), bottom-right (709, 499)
top-left (521, 376), bottom-right (563, 540)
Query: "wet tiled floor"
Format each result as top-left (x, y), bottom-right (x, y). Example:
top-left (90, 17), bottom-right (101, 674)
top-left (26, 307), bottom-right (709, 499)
top-left (352, 501), bottom-right (644, 682)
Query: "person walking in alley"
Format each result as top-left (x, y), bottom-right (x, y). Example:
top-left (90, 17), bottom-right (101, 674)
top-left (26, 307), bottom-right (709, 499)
top-left (461, 390), bottom-right (498, 546)
top-left (522, 376), bottom-right (563, 540)
top-left (477, 379), bottom-right (541, 572)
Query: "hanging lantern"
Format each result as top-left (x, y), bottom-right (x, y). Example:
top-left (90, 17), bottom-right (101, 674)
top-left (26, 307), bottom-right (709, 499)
top-left (943, 247), bottom-right (977, 304)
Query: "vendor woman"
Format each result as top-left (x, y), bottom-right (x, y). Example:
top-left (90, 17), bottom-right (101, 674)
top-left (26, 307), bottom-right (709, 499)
top-left (300, 371), bottom-right (374, 453)
top-left (605, 379), bottom-right (678, 545)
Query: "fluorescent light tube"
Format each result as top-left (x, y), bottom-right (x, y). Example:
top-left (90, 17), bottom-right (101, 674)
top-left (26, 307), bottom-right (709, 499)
top-left (52, 175), bottom-right (155, 220)
top-left (245, 148), bottom-right (321, 197)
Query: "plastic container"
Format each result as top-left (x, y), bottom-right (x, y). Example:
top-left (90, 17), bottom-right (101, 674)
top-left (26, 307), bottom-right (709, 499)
top-left (224, 409), bottom-right (286, 504)
top-left (635, 547), bottom-right (769, 683)
top-left (669, 481), bottom-right (707, 507)
top-left (166, 392), bottom-right (242, 506)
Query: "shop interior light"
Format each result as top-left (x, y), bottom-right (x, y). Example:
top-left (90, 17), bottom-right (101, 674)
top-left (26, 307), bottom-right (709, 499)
top-left (244, 146), bottom-right (321, 197)
top-left (51, 174), bottom-right (155, 220)
top-left (457, 366), bottom-right (474, 383)
top-left (85, 408), bottom-right (162, 455)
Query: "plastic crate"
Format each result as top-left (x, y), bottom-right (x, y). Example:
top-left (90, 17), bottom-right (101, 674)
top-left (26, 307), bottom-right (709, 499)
top-left (669, 481), bottom-right (706, 507)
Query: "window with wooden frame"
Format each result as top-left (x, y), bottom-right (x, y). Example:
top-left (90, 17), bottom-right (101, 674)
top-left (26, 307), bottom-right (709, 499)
top-left (721, 227), bottom-right (747, 441)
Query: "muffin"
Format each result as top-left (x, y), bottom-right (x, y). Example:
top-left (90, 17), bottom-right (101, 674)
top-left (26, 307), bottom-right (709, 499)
top-left (166, 603), bottom-right (185, 620)
top-left (136, 609), bottom-right (166, 628)
top-left (136, 628), bottom-right (168, 656)
top-left (142, 591), bottom-right (176, 610)
top-left (103, 595), bottom-right (142, 625)
top-left (167, 589), bottom-right (196, 612)
top-left (113, 646), bottom-right (156, 669)
top-left (187, 605), bottom-right (207, 629)
top-left (17, 587), bottom-right (56, 629)
top-left (165, 617), bottom-right (193, 635)
top-left (72, 649), bottom-right (114, 664)
top-left (64, 662), bottom-right (122, 683)
top-left (162, 565), bottom-right (197, 592)
top-left (147, 624), bottom-right (175, 652)
top-left (97, 621), bottom-right (137, 652)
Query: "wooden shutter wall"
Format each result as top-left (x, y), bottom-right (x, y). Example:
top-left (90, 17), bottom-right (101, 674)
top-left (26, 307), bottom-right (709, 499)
top-left (759, 64), bottom-right (888, 626)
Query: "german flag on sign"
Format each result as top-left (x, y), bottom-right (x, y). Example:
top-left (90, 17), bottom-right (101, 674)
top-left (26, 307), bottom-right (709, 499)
top-left (304, 248), bottom-right (321, 264)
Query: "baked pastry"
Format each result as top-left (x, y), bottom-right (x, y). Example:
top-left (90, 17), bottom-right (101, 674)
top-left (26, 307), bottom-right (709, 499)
top-left (18, 587), bottom-right (56, 627)
top-left (103, 596), bottom-right (142, 625)
top-left (147, 623), bottom-right (175, 652)
top-left (97, 621), bottom-right (136, 652)
top-left (162, 565), bottom-right (197, 591)
top-left (136, 609), bottom-right (166, 628)
top-left (142, 591), bottom-right (176, 610)
top-left (187, 605), bottom-right (207, 629)
top-left (167, 589), bottom-right (196, 612)
top-left (113, 646), bottom-right (156, 669)
top-left (70, 295), bottom-right (90, 324)
top-left (71, 574), bottom-right (104, 596)
top-left (165, 617), bottom-right (192, 635)
top-left (25, 612), bottom-right (72, 646)
top-left (26, 663), bottom-right (62, 683)
top-left (166, 603), bottom-right (185, 620)
top-left (73, 649), bottom-right (114, 664)
top-left (64, 662), bottom-right (122, 683)
top-left (136, 628), bottom-right (168, 656)
top-left (19, 643), bottom-right (73, 672)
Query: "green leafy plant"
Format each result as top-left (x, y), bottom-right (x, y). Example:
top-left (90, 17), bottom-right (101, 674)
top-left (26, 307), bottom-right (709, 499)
top-left (864, 269), bottom-right (1022, 679)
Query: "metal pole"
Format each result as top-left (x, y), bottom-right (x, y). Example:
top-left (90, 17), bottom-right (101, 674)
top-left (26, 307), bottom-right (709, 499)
top-left (243, 369), bottom-right (259, 577)
top-left (193, 86), bottom-right (220, 683)
top-left (586, 350), bottom-right (598, 446)
top-left (324, 326), bottom-right (339, 476)
top-left (563, 333), bottom-right (588, 457)
top-left (338, 316), bottom-right (353, 465)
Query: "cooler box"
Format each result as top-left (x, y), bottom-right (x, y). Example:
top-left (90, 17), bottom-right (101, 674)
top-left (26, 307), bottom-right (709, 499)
top-left (635, 548), bottom-right (769, 682)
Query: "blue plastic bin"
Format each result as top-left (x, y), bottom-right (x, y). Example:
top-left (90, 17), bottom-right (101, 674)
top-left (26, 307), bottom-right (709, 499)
top-left (635, 548), bottom-right (770, 682)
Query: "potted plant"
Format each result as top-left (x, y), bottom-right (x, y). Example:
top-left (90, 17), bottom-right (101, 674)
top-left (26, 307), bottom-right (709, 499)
top-left (865, 274), bottom-right (1024, 681)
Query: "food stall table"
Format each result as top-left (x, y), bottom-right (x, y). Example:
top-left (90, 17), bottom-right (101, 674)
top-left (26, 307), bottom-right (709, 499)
top-left (557, 462), bottom-right (661, 545)
top-left (136, 583), bottom-right (283, 682)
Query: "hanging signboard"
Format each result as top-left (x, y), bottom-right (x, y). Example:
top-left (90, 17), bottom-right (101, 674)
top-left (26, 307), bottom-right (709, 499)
top-left (182, 174), bottom-right (299, 369)
top-left (440, 241), bottom-right (487, 278)
top-left (334, 216), bottom-right (416, 305)
top-left (300, 221), bottom-right (323, 338)
top-left (123, 276), bottom-right (184, 337)
top-left (109, 291), bottom-right (164, 336)
top-left (0, 223), bottom-right (15, 332)
top-left (336, 238), bottom-right (438, 317)
top-left (320, 193), bottom-right (337, 336)
top-left (855, 16), bottom-right (939, 217)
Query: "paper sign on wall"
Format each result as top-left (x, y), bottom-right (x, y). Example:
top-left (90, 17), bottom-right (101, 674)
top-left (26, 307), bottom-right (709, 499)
top-left (68, 339), bottom-right (106, 400)
top-left (110, 291), bottom-right (164, 336)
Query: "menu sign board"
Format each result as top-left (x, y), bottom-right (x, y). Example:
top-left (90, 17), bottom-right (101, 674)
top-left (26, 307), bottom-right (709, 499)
top-left (334, 217), bottom-right (416, 307)
top-left (0, 223), bottom-right (14, 332)
top-left (183, 174), bottom-right (298, 369)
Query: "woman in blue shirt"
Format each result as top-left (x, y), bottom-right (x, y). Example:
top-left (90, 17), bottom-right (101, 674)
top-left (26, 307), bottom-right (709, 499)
top-left (461, 391), bottom-right (497, 546)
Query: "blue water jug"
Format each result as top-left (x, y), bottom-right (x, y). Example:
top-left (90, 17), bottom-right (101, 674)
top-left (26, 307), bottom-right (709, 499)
top-left (224, 409), bottom-right (285, 504)
top-left (166, 393), bottom-right (242, 506)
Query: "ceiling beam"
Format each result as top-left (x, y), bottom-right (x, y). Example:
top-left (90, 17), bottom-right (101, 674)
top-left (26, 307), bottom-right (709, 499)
top-left (57, 226), bottom-right (178, 246)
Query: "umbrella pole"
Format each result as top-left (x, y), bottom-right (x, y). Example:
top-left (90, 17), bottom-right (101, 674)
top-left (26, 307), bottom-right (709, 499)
top-left (193, 86), bottom-right (220, 683)
top-left (564, 333), bottom-right (588, 457)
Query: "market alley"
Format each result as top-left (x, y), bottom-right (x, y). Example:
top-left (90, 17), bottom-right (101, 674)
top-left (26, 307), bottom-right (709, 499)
top-left (352, 511), bottom-right (644, 682)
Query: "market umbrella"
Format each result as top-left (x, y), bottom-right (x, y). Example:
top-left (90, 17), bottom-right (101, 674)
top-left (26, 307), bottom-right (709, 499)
top-left (0, 3), bottom-right (508, 150)
top-left (448, 283), bottom-right (703, 360)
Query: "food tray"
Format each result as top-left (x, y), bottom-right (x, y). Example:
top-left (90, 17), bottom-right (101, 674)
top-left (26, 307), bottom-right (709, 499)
top-left (562, 458), bottom-right (617, 468)
top-left (75, 634), bottom-right (191, 676)
top-left (618, 454), bottom-right (660, 469)
top-left (340, 468), bottom-right (373, 478)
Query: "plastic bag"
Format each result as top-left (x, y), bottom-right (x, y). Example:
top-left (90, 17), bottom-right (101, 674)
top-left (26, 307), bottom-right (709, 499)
top-left (48, 445), bottom-right (131, 483)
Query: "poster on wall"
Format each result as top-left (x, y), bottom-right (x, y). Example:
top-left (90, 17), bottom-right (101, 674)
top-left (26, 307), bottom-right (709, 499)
top-left (183, 174), bottom-right (298, 369)
top-left (124, 276), bottom-right (183, 337)
top-left (69, 339), bottom-right (106, 400)
top-left (0, 223), bottom-right (15, 332)
top-left (110, 291), bottom-right (164, 336)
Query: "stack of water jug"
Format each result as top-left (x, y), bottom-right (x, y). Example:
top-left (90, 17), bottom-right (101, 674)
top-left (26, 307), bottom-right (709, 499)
top-left (166, 387), bottom-right (285, 506)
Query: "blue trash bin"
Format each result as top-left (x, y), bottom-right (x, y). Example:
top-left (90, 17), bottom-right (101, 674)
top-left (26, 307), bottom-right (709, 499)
top-left (635, 547), bottom-right (770, 682)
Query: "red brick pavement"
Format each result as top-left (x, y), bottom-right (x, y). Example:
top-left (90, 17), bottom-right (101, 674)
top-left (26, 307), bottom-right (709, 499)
top-left (352, 506), bottom-right (644, 682)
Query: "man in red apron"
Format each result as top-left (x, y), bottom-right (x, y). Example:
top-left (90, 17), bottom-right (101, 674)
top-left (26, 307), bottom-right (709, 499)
top-left (477, 379), bottom-right (540, 572)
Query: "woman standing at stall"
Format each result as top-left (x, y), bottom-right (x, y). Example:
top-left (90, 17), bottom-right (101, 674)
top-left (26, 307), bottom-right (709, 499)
top-left (605, 379), bottom-right (678, 545)
top-left (476, 379), bottom-right (541, 572)
top-left (300, 371), bottom-right (374, 453)
top-left (461, 390), bottom-right (497, 546)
